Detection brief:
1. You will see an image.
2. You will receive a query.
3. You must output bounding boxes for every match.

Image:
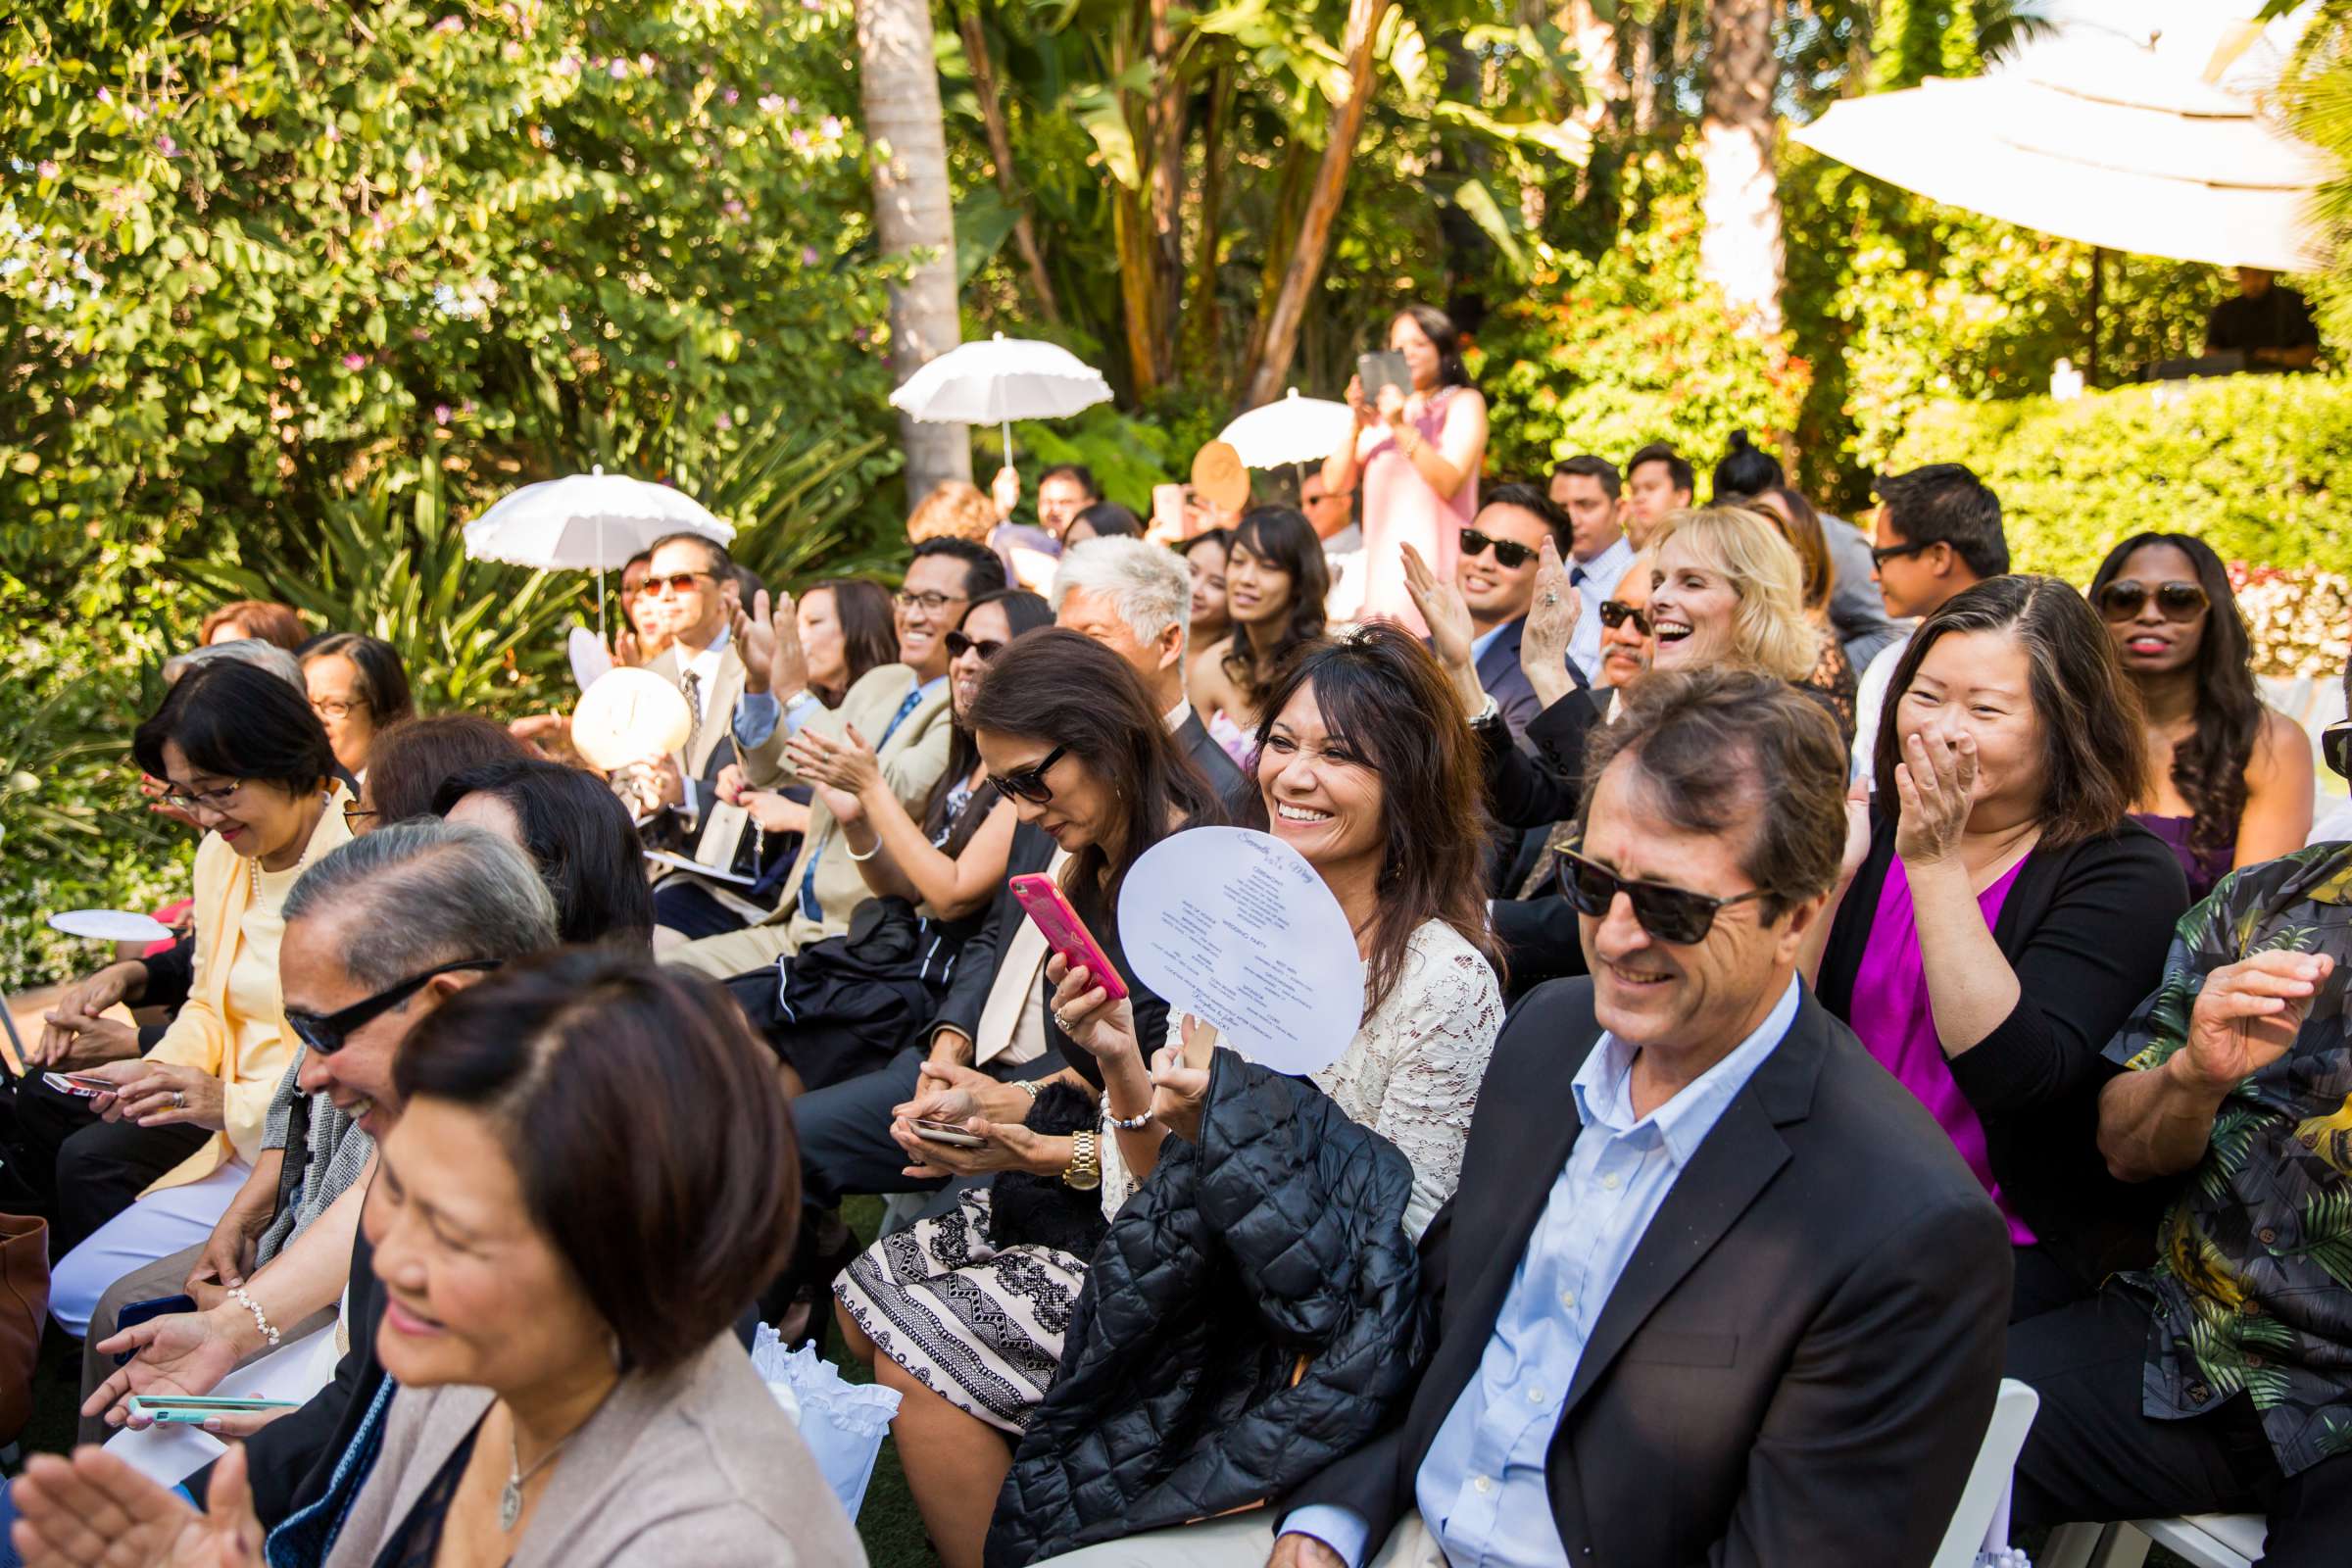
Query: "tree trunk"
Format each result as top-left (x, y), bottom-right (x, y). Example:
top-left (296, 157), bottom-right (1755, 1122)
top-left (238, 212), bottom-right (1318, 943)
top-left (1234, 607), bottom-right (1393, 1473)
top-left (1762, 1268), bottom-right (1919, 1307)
top-left (1241, 0), bottom-right (1388, 410)
top-left (1698, 0), bottom-right (1785, 337)
top-left (956, 4), bottom-right (1061, 324)
top-left (1562, 0), bottom-right (1623, 132)
top-left (858, 0), bottom-right (971, 498)
top-left (1146, 0), bottom-right (1187, 388)
top-left (1631, 17), bottom-right (1656, 132)
top-left (1242, 145), bottom-right (1312, 375)
top-left (1179, 69), bottom-right (1232, 387)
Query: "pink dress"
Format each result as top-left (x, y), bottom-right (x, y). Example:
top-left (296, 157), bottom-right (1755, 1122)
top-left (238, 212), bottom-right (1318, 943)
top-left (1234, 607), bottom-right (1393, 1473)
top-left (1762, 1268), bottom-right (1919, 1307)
top-left (1355, 386), bottom-right (1479, 633)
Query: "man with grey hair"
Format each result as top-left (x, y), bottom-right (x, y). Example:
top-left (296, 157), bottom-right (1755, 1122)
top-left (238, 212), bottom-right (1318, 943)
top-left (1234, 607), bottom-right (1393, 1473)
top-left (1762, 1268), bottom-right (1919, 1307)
top-left (77, 821), bottom-right (560, 1528)
top-left (1051, 537), bottom-right (1245, 798)
top-left (161, 638), bottom-right (309, 692)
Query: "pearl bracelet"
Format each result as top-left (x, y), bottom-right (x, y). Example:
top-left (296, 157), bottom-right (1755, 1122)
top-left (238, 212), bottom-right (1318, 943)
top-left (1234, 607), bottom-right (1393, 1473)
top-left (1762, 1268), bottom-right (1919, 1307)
top-left (1102, 1099), bottom-right (1152, 1132)
top-left (230, 1286), bottom-right (281, 1349)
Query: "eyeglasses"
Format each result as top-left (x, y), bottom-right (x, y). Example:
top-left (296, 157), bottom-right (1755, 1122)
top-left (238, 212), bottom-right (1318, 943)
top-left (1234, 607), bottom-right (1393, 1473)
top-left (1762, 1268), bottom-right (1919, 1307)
top-left (2325, 719), bottom-right (2352, 781)
top-left (2094, 578), bottom-right (2210, 624)
top-left (1556, 848), bottom-right (1774, 946)
top-left (341, 802), bottom-right (378, 832)
top-left (986, 744), bottom-right (1070, 806)
top-left (644, 571), bottom-right (711, 596)
top-left (1869, 540), bottom-right (1932, 567)
top-left (284, 958), bottom-right (505, 1055)
top-left (311, 697), bottom-right (368, 721)
top-left (945, 630), bottom-right (1007, 662)
top-left (155, 779), bottom-right (244, 814)
top-left (1597, 600), bottom-right (1650, 635)
top-left (895, 589), bottom-right (969, 614)
top-left (1459, 527), bottom-right (1541, 570)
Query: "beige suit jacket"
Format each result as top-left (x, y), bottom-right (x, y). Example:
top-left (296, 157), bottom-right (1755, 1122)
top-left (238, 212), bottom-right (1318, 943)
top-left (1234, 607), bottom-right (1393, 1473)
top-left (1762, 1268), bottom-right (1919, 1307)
top-left (670, 662), bottom-right (954, 978)
top-left (319, 1333), bottom-right (866, 1568)
top-left (647, 636), bottom-right (747, 787)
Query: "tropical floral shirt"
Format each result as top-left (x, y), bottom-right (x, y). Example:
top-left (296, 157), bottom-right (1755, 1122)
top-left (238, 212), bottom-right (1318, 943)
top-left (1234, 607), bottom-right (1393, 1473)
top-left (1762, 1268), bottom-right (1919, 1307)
top-left (2106, 842), bottom-right (2352, 1477)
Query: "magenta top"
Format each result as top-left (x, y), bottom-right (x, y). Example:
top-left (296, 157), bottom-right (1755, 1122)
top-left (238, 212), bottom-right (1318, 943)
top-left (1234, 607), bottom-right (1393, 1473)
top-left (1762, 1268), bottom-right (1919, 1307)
top-left (1846, 853), bottom-right (2036, 1246)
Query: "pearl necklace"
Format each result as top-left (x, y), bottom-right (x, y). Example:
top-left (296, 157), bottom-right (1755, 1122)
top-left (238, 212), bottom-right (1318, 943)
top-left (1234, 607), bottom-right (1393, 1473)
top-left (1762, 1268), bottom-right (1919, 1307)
top-left (247, 791), bottom-right (333, 901)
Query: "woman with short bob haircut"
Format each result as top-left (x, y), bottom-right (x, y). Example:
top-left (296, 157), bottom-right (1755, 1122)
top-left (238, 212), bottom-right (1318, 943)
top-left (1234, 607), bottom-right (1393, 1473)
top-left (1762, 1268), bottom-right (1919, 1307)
top-left (15, 951), bottom-right (862, 1565)
top-left (1811, 575), bottom-right (2188, 1315)
top-left (41, 662), bottom-right (353, 1333)
top-left (433, 760), bottom-right (658, 949)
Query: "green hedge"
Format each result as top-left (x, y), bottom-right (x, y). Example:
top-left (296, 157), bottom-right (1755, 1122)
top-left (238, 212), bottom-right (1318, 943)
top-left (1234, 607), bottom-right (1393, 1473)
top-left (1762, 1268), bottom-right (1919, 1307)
top-left (1887, 374), bottom-right (2352, 584)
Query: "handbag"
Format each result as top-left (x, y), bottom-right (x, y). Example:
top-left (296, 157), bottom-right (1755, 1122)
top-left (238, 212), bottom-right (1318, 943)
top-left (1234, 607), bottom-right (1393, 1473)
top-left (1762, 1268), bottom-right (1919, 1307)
top-left (0, 1211), bottom-right (52, 1446)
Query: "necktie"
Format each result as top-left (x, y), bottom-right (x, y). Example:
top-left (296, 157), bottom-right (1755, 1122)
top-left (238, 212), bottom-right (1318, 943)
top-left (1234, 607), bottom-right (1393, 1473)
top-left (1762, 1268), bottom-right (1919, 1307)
top-left (798, 684), bottom-right (930, 922)
top-left (679, 668), bottom-right (704, 769)
top-left (1569, 564), bottom-right (1587, 588)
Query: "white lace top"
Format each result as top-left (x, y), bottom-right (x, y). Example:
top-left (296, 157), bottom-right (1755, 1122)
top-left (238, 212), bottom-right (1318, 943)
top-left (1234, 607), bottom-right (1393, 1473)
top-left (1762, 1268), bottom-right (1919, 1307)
top-left (1100, 919), bottom-right (1502, 1240)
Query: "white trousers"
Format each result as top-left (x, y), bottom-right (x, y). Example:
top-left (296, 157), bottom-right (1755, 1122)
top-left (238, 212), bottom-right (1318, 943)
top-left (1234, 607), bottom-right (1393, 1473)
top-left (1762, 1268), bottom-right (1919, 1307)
top-left (50, 1158), bottom-right (251, 1337)
top-left (1035, 1509), bottom-right (1448, 1568)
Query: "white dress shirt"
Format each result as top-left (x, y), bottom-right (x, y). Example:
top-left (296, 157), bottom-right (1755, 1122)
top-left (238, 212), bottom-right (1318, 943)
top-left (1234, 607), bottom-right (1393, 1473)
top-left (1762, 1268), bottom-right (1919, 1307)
top-left (1565, 534), bottom-right (1634, 684)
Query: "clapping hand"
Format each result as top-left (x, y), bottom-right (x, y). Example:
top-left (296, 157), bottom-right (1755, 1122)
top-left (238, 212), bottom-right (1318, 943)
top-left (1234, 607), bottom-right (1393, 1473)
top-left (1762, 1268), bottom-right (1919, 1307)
top-left (732, 589), bottom-right (808, 700)
top-left (1891, 729), bottom-right (1977, 866)
top-left (788, 724), bottom-right (883, 800)
top-left (2180, 951), bottom-right (2335, 1094)
top-left (1519, 536), bottom-right (1582, 709)
top-left (12, 1439), bottom-right (267, 1567)
top-left (1400, 542), bottom-right (1489, 717)
top-left (1045, 954), bottom-right (1142, 1066)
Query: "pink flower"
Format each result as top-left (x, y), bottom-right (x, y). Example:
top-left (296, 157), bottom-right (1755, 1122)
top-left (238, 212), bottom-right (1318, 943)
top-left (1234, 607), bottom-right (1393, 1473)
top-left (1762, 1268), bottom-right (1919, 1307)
top-left (820, 116), bottom-right (841, 138)
top-left (433, 15), bottom-right (465, 32)
top-left (723, 87), bottom-right (739, 105)
top-left (801, 246), bottom-right (819, 266)
top-left (722, 199), bottom-right (745, 218)
top-left (758, 93), bottom-right (785, 115)
top-left (716, 414), bottom-right (733, 430)
top-left (35, 160), bottom-right (57, 179)
top-left (343, 352), bottom-right (369, 370)
top-left (608, 58), bottom-right (628, 79)
top-left (157, 135), bottom-right (177, 157)
top-left (434, 403), bottom-right (452, 424)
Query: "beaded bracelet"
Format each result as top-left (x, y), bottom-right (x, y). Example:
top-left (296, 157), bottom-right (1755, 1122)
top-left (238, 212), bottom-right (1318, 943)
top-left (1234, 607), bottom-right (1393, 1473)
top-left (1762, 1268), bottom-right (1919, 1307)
top-left (230, 1286), bottom-right (281, 1349)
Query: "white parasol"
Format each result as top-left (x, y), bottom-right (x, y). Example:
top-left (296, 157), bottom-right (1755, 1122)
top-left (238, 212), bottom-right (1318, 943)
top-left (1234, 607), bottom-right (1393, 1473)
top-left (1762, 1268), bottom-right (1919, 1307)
top-left (1215, 388), bottom-right (1356, 471)
top-left (887, 332), bottom-right (1114, 466)
top-left (463, 466), bottom-right (736, 636)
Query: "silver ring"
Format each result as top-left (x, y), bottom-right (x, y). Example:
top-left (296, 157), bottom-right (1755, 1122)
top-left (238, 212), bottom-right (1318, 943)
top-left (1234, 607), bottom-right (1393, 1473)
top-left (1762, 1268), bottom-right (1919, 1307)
top-left (1054, 1011), bottom-right (1074, 1034)
top-left (1543, 591), bottom-right (1561, 608)
top-left (172, 1091), bottom-right (186, 1109)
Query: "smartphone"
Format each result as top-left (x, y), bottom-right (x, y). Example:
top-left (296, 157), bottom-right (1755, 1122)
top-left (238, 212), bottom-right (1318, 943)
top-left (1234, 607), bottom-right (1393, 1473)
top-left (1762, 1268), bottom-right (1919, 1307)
top-left (1008, 873), bottom-right (1130, 1003)
top-left (1357, 349), bottom-right (1410, 400)
top-left (114, 1294), bottom-right (199, 1366)
top-left (41, 1071), bottom-right (112, 1098)
top-left (124, 1395), bottom-right (301, 1425)
top-left (910, 1118), bottom-right (988, 1148)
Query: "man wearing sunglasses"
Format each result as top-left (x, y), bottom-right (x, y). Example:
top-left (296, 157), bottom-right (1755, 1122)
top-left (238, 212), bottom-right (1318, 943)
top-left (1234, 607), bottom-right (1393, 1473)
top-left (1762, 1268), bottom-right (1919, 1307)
top-left (1253, 671), bottom-right (2010, 1568)
top-left (1451, 481), bottom-right (1576, 740)
top-left (79, 823), bottom-right (560, 1534)
top-left (1546, 455), bottom-right (1635, 684)
top-left (1848, 463), bottom-right (2007, 783)
top-left (1050, 537), bottom-right (1247, 800)
top-left (634, 531), bottom-right (756, 827)
top-left (668, 536), bottom-right (1006, 979)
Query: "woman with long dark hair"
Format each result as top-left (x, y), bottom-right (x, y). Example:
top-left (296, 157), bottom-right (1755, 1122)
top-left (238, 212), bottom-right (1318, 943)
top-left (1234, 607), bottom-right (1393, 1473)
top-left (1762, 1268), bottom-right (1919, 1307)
top-left (432, 760), bottom-right (658, 949)
top-left (2088, 532), bottom-right (2312, 901)
top-left (1186, 507), bottom-right (1329, 762)
top-left (843, 627), bottom-right (1498, 1568)
top-left (1809, 576), bottom-right (2189, 1314)
top-left (799, 577), bottom-right (899, 709)
top-left (1320, 303), bottom-right (1489, 632)
top-left (1182, 527), bottom-right (1232, 651)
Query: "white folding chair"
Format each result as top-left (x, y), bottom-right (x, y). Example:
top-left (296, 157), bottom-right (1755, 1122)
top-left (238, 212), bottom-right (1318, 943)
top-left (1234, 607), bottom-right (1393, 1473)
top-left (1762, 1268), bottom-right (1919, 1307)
top-left (2043, 1513), bottom-right (2268, 1568)
top-left (1931, 1378), bottom-right (2041, 1568)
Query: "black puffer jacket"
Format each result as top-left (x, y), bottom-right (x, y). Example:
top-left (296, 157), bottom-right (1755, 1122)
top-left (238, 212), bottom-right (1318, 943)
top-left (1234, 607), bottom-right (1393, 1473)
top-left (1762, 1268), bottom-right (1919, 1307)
top-left (985, 1050), bottom-right (1432, 1566)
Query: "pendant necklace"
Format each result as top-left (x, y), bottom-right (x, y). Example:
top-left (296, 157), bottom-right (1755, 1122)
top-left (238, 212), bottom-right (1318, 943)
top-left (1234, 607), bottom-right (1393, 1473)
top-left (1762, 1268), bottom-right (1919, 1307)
top-left (501, 1424), bottom-right (578, 1532)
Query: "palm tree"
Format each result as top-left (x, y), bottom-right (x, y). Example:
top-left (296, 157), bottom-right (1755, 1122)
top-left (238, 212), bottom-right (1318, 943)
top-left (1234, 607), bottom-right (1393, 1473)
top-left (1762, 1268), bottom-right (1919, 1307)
top-left (858, 0), bottom-right (971, 500)
top-left (1698, 0), bottom-right (1785, 336)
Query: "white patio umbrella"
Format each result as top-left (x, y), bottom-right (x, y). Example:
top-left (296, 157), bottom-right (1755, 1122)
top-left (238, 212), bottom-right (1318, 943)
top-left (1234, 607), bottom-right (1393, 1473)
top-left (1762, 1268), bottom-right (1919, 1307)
top-left (463, 466), bottom-right (736, 636)
top-left (887, 332), bottom-right (1114, 466)
top-left (1215, 388), bottom-right (1356, 471)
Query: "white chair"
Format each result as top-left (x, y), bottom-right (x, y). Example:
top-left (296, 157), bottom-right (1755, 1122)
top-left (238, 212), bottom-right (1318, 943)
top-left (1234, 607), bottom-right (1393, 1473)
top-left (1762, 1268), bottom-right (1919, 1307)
top-left (1931, 1378), bottom-right (2041, 1568)
top-left (2042, 1514), bottom-right (2269, 1568)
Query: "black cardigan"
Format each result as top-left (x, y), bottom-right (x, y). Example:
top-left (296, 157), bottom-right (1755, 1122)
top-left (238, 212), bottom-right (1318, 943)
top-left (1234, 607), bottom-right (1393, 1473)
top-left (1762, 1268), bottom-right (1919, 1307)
top-left (1815, 811), bottom-right (2189, 1287)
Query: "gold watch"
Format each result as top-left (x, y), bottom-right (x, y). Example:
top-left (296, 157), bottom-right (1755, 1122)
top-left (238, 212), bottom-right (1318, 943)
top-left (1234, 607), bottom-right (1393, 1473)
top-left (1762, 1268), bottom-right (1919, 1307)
top-left (1059, 1130), bottom-right (1102, 1191)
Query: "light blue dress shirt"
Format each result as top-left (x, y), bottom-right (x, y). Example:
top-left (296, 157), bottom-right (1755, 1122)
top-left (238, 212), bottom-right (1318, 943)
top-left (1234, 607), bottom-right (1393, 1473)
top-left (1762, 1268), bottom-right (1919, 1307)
top-left (732, 686), bottom-right (824, 751)
top-left (1564, 533), bottom-right (1634, 685)
top-left (1468, 621), bottom-right (1507, 671)
top-left (1285, 976), bottom-right (1802, 1568)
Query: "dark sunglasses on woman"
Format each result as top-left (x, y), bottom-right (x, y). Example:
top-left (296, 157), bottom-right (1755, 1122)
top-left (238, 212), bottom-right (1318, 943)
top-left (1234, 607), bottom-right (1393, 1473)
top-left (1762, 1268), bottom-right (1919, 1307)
top-left (1555, 848), bottom-right (1773, 946)
top-left (1597, 600), bottom-right (1649, 635)
top-left (987, 744), bottom-right (1069, 806)
top-left (945, 630), bottom-right (1008, 662)
top-left (1458, 526), bottom-right (1541, 570)
top-left (2094, 579), bottom-right (2209, 623)
top-left (2325, 719), bottom-right (2352, 782)
top-left (284, 958), bottom-right (504, 1054)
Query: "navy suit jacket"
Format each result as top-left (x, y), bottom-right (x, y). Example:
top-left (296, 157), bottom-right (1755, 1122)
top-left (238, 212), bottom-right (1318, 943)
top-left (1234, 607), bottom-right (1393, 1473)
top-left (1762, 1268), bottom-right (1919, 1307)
top-left (1473, 617), bottom-right (1542, 740)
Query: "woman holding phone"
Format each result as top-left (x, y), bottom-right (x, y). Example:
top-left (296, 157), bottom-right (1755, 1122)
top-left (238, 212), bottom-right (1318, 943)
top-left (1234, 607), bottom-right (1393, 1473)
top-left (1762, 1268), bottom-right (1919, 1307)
top-left (838, 626), bottom-right (1500, 1568)
top-left (1319, 303), bottom-right (1489, 634)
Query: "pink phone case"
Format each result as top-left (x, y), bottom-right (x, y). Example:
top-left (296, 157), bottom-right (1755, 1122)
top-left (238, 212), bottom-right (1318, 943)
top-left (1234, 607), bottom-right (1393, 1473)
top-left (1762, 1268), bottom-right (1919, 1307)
top-left (1008, 873), bottom-right (1130, 1003)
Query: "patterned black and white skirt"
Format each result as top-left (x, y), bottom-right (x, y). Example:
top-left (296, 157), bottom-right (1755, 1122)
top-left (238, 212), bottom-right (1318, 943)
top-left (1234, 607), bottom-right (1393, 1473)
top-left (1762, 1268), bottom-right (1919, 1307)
top-left (834, 1188), bottom-right (1088, 1435)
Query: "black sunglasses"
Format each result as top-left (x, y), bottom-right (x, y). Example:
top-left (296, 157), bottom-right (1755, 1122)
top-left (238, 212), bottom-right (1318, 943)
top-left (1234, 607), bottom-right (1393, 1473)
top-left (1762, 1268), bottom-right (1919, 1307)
top-left (1556, 848), bottom-right (1773, 946)
top-left (2326, 720), bottom-right (2352, 782)
top-left (285, 959), bottom-right (504, 1054)
top-left (2094, 578), bottom-right (2210, 624)
top-left (1459, 526), bottom-right (1540, 570)
top-left (1869, 540), bottom-right (1932, 567)
top-left (1597, 600), bottom-right (1649, 635)
top-left (945, 629), bottom-right (1008, 662)
top-left (987, 744), bottom-right (1069, 806)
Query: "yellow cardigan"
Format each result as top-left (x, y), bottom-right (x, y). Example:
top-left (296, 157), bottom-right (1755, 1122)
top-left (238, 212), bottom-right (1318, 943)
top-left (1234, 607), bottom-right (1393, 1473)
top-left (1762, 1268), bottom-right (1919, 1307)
top-left (141, 789), bottom-right (353, 1196)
